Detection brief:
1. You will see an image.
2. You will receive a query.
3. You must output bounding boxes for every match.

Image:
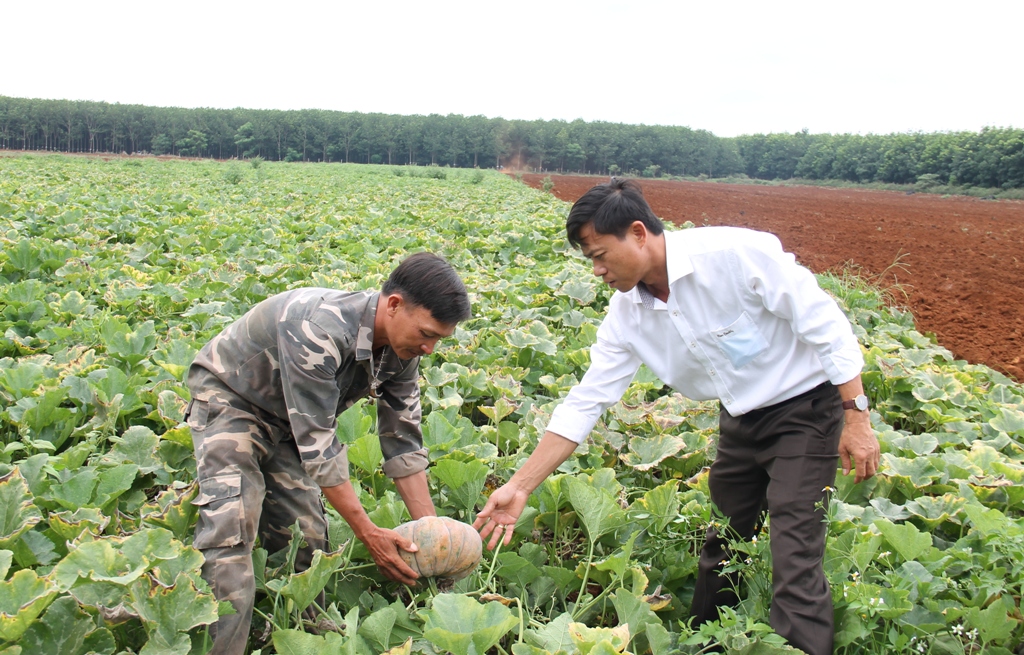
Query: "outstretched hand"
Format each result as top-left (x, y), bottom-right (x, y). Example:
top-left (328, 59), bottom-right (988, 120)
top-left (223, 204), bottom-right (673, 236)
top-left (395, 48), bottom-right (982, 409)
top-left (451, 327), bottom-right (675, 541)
top-left (361, 526), bottom-right (420, 585)
top-left (473, 483), bottom-right (530, 550)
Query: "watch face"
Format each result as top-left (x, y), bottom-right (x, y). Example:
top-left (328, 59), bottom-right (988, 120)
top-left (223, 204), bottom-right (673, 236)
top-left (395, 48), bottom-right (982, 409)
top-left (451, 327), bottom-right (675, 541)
top-left (855, 395), bottom-right (869, 411)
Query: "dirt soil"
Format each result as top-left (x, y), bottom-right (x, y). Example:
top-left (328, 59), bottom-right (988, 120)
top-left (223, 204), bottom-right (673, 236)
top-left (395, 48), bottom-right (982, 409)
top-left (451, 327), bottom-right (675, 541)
top-left (519, 174), bottom-right (1024, 381)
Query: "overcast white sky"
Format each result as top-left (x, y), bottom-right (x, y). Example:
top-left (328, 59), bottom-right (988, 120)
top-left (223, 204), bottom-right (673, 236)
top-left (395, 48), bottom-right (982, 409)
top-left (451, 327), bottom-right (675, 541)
top-left (3, 0), bottom-right (1020, 137)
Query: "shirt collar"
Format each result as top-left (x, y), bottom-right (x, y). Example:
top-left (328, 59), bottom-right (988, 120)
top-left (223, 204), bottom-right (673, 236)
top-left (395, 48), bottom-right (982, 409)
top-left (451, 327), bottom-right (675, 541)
top-left (627, 230), bottom-right (694, 305)
top-left (354, 292), bottom-right (380, 362)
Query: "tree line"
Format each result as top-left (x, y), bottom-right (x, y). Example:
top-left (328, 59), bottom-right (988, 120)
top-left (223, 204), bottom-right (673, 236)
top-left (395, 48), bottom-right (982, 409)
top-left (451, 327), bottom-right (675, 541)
top-left (0, 96), bottom-right (1020, 188)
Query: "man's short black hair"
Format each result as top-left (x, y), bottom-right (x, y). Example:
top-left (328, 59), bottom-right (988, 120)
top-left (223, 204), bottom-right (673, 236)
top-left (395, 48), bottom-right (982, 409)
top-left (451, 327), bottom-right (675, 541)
top-left (566, 178), bottom-right (665, 248)
top-left (382, 252), bottom-right (471, 325)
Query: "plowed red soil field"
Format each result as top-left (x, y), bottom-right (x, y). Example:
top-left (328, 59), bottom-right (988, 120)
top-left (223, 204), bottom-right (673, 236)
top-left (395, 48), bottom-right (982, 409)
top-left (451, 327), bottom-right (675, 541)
top-left (519, 174), bottom-right (1024, 381)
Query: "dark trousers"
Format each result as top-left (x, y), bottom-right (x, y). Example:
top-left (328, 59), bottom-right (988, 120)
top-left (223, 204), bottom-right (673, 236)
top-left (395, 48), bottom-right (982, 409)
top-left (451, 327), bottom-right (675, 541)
top-left (690, 382), bottom-right (844, 655)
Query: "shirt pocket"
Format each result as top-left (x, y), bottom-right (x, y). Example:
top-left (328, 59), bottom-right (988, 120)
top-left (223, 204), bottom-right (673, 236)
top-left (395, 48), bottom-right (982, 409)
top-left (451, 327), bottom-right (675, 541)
top-left (192, 471), bottom-right (244, 549)
top-left (184, 398), bottom-right (209, 432)
top-left (710, 311), bottom-right (770, 369)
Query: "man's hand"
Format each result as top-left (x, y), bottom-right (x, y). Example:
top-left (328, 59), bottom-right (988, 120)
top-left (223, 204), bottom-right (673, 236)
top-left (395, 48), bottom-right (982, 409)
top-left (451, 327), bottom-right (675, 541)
top-left (361, 526), bottom-right (421, 585)
top-left (473, 430), bottom-right (578, 550)
top-left (473, 483), bottom-right (530, 550)
top-left (320, 480), bottom-right (421, 584)
top-left (838, 416), bottom-right (880, 483)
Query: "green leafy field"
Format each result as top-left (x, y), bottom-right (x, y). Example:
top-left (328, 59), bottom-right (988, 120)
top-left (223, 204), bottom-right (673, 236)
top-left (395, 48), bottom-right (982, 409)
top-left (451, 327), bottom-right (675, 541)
top-left (1, 155), bottom-right (1022, 655)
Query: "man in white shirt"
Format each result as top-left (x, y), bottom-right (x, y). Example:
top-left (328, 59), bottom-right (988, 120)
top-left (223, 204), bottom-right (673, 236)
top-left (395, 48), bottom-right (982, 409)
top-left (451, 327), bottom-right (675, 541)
top-left (474, 179), bottom-right (879, 655)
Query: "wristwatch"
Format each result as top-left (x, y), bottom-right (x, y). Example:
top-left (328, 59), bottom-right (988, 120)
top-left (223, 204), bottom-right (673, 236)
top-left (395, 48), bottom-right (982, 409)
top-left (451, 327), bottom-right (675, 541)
top-left (842, 394), bottom-right (869, 411)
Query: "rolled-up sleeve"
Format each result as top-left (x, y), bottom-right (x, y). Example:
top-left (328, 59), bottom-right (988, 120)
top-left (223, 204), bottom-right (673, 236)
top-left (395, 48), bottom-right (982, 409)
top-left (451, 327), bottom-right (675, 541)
top-left (547, 315), bottom-right (642, 444)
top-left (278, 318), bottom-right (350, 487)
top-left (378, 359), bottom-right (429, 479)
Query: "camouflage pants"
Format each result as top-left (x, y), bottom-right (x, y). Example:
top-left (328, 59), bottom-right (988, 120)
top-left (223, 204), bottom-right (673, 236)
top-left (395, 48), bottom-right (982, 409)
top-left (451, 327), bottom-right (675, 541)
top-left (186, 368), bottom-right (327, 655)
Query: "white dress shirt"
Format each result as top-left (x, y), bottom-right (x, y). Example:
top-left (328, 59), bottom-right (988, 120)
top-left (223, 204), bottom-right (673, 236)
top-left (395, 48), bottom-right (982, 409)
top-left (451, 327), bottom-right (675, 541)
top-left (547, 227), bottom-right (864, 444)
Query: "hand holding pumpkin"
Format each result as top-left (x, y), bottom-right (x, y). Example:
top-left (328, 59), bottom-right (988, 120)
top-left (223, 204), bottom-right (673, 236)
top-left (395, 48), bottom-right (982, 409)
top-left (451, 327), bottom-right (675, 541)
top-left (361, 525), bottom-right (421, 585)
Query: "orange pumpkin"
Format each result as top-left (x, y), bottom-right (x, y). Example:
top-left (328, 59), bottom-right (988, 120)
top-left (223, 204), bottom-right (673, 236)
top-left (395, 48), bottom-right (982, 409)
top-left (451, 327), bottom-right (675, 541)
top-left (393, 516), bottom-right (483, 580)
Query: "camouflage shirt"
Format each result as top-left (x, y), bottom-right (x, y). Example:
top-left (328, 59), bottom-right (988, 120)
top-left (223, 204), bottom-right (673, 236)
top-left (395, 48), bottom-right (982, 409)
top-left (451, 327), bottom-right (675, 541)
top-left (189, 288), bottom-right (427, 487)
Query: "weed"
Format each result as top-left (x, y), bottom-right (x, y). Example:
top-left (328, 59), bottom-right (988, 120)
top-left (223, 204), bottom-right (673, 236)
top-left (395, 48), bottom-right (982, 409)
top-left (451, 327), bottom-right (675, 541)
top-left (224, 165), bottom-right (245, 185)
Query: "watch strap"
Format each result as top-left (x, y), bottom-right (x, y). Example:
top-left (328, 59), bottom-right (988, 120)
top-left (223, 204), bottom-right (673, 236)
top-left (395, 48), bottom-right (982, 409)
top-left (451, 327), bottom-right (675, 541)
top-left (842, 395), bottom-right (868, 411)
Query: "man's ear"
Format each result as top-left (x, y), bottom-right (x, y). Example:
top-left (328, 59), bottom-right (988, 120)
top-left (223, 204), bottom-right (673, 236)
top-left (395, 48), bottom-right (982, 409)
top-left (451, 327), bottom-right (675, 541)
top-left (385, 293), bottom-right (403, 316)
top-left (631, 221), bottom-right (648, 244)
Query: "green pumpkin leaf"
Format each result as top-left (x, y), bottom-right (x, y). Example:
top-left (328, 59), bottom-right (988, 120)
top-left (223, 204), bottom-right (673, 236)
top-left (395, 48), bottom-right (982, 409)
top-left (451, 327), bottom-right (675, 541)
top-left (278, 549), bottom-right (346, 612)
top-left (141, 483), bottom-right (199, 542)
top-left (646, 622), bottom-right (676, 655)
top-left (421, 593), bottom-right (518, 655)
top-left (104, 426), bottom-right (164, 474)
top-left (12, 529), bottom-right (59, 568)
top-left (512, 644), bottom-right (569, 655)
top-left (989, 408), bottom-right (1024, 436)
top-left (19, 596), bottom-right (116, 655)
top-left (874, 519), bottom-right (932, 562)
top-left (151, 546), bottom-right (205, 588)
top-left (868, 498), bottom-right (910, 522)
top-left (904, 494), bottom-right (965, 529)
top-left (0, 362), bottom-right (46, 401)
top-left (271, 629), bottom-right (350, 655)
top-left (963, 503), bottom-right (1012, 537)
top-left (92, 464), bottom-right (140, 509)
top-left (495, 552), bottom-right (542, 589)
top-left (0, 569), bottom-right (59, 641)
top-left (100, 319), bottom-right (156, 367)
top-left (0, 470), bottom-right (42, 550)
top-left (880, 454), bottom-right (944, 487)
top-left (48, 508), bottom-right (110, 544)
top-left (130, 572), bottom-right (219, 650)
top-left (67, 580), bottom-right (128, 612)
top-left (272, 629), bottom-right (325, 655)
top-left (566, 476), bottom-right (625, 540)
top-left (432, 458), bottom-right (488, 514)
top-left (524, 612), bottom-right (574, 652)
top-left (965, 599), bottom-right (1015, 643)
top-left (0, 550), bottom-right (12, 580)
top-left (422, 411), bottom-right (462, 452)
top-left (348, 434), bottom-right (382, 474)
top-left (152, 340), bottom-right (197, 383)
top-left (620, 434), bottom-right (686, 471)
top-left (632, 480), bottom-right (679, 534)
top-left (138, 632), bottom-right (191, 655)
top-left (49, 469), bottom-right (100, 511)
top-left (595, 531), bottom-right (639, 579)
top-left (559, 280), bottom-right (597, 306)
top-left (358, 606), bottom-right (397, 653)
top-left (568, 623), bottom-right (631, 655)
top-left (611, 590), bottom-right (661, 640)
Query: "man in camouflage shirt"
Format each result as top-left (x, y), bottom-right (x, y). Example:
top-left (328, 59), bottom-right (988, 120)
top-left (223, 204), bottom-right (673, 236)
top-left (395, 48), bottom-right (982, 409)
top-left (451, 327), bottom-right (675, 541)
top-left (185, 253), bottom-right (471, 655)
